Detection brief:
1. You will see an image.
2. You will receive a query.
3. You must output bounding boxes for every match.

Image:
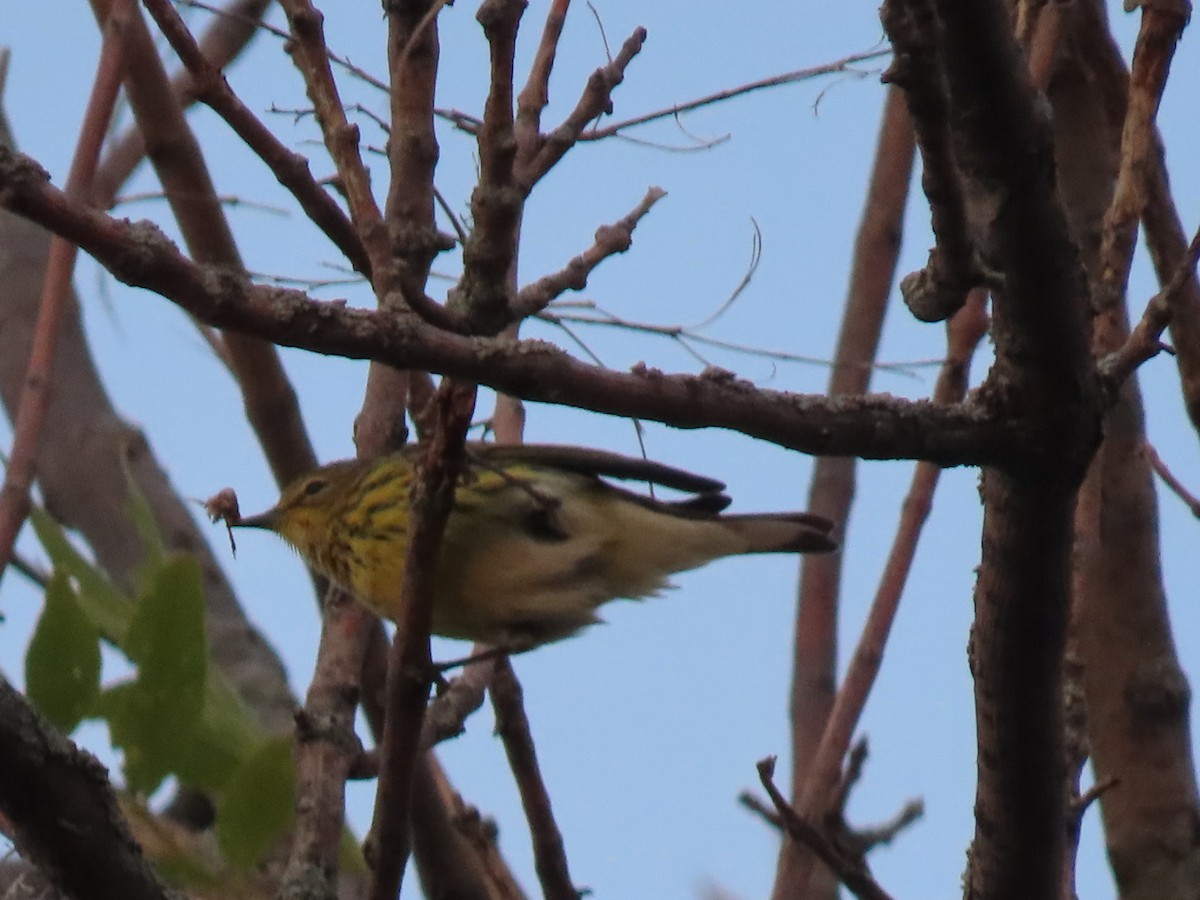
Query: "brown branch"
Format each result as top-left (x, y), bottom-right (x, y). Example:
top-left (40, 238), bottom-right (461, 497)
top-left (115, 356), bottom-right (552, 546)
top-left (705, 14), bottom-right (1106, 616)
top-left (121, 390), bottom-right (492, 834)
top-left (0, 677), bottom-right (174, 900)
top-left (0, 149), bottom-right (1033, 466)
top-left (830, 737), bottom-right (871, 817)
top-left (95, 0), bottom-right (320, 492)
top-left (277, 0), bottom-right (388, 270)
top-left (1024, 1), bottom-right (1065, 91)
top-left (848, 799), bottom-right (925, 853)
top-left (1146, 441), bottom-right (1200, 517)
top-left (512, 186), bottom-right (666, 318)
top-left (279, 593), bottom-right (376, 900)
top-left (419, 657), bottom-right (492, 749)
top-left (367, 380), bottom-right (476, 900)
top-left (0, 0), bottom-right (131, 578)
top-left (889, 2), bottom-right (1099, 898)
top-left (1069, 776), bottom-right (1119, 823)
top-left (94, 0), bottom-right (273, 206)
top-left (785, 290), bottom-right (989, 896)
top-left (757, 758), bottom-right (894, 900)
top-left (1094, 0), bottom-right (1189, 317)
top-left (1076, 0), bottom-right (1200, 443)
top-left (490, 659), bottom-right (578, 900)
top-left (514, 0), bottom-right (571, 162)
top-left (772, 85), bottom-right (915, 900)
top-left (453, 0), bottom-right (526, 334)
top-left (410, 757), bottom-right (527, 899)
top-left (139, 0), bottom-right (373, 278)
top-left (740, 791), bottom-right (784, 831)
top-left (881, 1), bottom-right (982, 323)
top-left (517, 27), bottom-right (647, 191)
top-left (384, 0), bottom-right (453, 281)
top-left (1101, 219), bottom-right (1200, 388)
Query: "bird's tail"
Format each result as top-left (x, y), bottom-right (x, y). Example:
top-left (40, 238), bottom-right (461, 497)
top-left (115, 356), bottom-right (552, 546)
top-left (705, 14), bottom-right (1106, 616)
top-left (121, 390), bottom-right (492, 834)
top-left (720, 512), bottom-right (838, 554)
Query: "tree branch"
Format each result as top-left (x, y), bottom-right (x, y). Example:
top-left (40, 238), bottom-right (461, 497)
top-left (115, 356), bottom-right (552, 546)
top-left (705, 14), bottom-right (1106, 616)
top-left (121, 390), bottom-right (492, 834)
top-left (512, 186), bottom-right (665, 319)
top-left (366, 380), bottom-right (476, 900)
top-left (0, 0), bottom-right (132, 578)
top-left (0, 147), bottom-right (1031, 467)
top-left (0, 676), bottom-right (175, 900)
top-left (490, 659), bottom-right (577, 900)
top-left (140, 0), bottom-right (372, 278)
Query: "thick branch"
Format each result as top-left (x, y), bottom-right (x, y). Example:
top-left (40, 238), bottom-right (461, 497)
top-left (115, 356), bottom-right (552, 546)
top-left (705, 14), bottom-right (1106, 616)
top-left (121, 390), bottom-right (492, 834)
top-left (885, 1), bottom-right (1100, 898)
top-left (367, 380), bottom-right (476, 900)
top-left (454, 0), bottom-right (525, 333)
top-left (0, 149), bottom-right (1029, 466)
top-left (0, 677), bottom-right (175, 900)
top-left (279, 595), bottom-right (374, 900)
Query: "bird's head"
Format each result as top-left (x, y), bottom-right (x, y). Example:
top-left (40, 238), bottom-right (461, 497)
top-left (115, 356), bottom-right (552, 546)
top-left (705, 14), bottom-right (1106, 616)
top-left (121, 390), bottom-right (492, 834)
top-left (235, 459), bottom-right (368, 557)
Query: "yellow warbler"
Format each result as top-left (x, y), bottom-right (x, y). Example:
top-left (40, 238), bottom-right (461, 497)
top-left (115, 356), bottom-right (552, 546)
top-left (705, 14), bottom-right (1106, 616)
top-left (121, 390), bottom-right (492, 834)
top-left (233, 444), bottom-right (836, 649)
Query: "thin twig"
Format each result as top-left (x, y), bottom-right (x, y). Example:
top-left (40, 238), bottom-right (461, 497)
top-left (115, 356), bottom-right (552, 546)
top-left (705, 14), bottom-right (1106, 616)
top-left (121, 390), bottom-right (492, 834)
top-left (7, 551), bottom-right (48, 589)
top-left (582, 49), bottom-right (890, 140)
top-left (1100, 219), bottom-right (1200, 388)
top-left (1069, 776), bottom-right (1118, 821)
top-left (690, 220), bottom-right (762, 330)
top-left (831, 737), bottom-right (870, 815)
top-left (848, 799), bottom-right (925, 853)
top-left (512, 186), bottom-right (665, 318)
top-left (757, 757), bottom-right (894, 900)
top-left (537, 304), bottom-right (931, 379)
top-left (1145, 442), bottom-right (1200, 517)
top-left (518, 27), bottom-right (648, 189)
top-left (739, 791), bottom-right (784, 831)
top-left (490, 659), bottom-right (578, 900)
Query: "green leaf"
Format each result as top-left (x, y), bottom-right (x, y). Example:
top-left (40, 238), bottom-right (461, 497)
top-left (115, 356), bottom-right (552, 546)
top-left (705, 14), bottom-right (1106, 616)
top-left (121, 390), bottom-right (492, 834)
top-left (121, 456), bottom-right (167, 566)
top-left (101, 554), bottom-right (208, 795)
top-left (216, 736), bottom-right (296, 870)
top-left (168, 672), bottom-right (259, 792)
top-left (25, 573), bottom-right (101, 733)
top-left (28, 506), bottom-right (131, 644)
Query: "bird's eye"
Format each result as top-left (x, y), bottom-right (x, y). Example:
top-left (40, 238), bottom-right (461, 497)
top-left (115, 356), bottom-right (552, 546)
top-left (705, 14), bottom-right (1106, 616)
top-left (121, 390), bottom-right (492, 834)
top-left (303, 479), bottom-right (328, 497)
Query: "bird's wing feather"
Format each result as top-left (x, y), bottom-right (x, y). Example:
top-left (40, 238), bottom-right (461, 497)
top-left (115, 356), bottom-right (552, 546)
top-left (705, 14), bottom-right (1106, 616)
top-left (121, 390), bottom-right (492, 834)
top-left (462, 443), bottom-right (727, 494)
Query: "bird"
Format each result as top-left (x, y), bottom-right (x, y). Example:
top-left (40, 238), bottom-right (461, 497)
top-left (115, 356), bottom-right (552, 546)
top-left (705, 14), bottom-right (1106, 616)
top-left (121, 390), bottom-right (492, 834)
top-left (230, 443), bottom-right (836, 651)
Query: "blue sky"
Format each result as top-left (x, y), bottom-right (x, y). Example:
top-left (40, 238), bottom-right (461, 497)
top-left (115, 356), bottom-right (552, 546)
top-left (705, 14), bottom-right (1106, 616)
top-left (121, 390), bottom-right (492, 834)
top-left (3, 2), bottom-right (1199, 897)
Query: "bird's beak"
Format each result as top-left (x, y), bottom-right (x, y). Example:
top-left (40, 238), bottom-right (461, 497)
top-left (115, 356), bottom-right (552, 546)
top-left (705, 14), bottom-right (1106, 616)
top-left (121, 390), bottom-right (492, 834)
top-left (235, 508), bottom-right (279, 530)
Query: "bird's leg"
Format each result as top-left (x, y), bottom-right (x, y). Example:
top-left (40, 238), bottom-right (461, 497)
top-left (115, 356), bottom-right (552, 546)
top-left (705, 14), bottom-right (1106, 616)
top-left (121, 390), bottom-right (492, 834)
top-left (433, 644), bottom-right (511, 675)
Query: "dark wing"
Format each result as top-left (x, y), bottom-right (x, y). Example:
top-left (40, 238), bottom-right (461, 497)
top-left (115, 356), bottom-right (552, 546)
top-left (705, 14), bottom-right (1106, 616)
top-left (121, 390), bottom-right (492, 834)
top-left (464, 443), bottom-right (727, 495)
